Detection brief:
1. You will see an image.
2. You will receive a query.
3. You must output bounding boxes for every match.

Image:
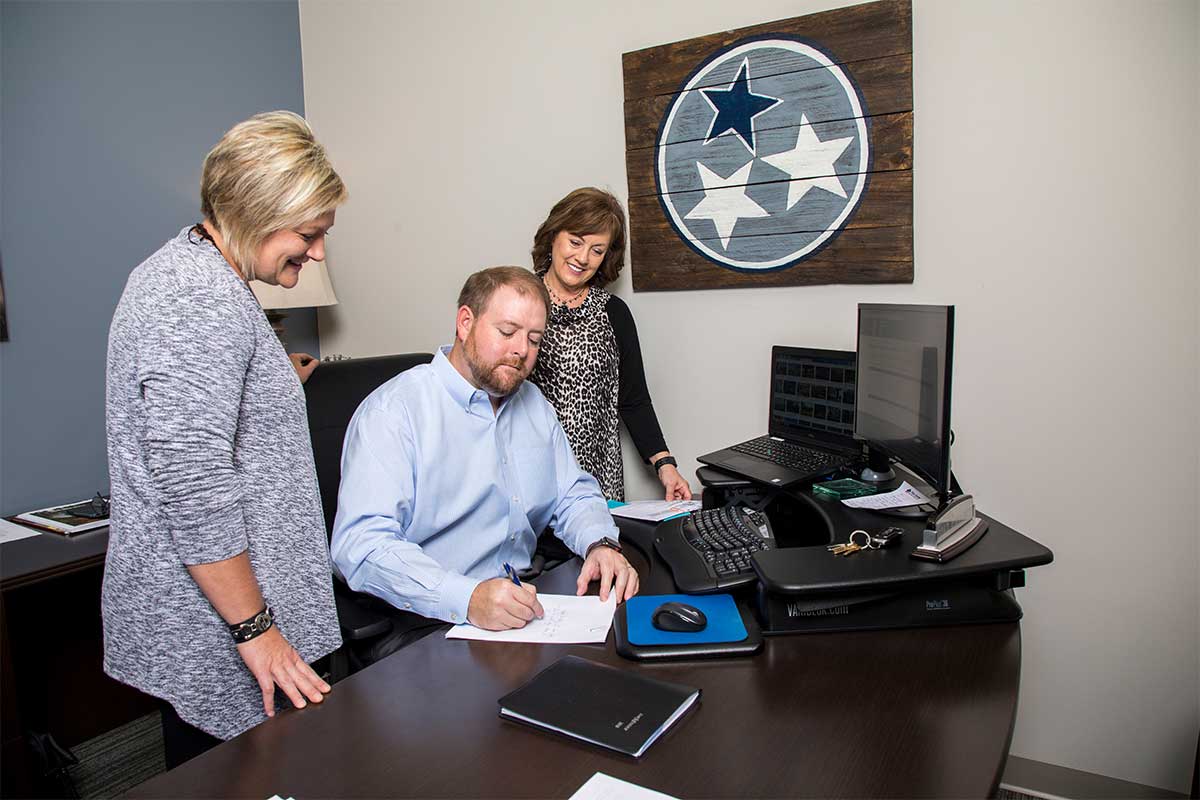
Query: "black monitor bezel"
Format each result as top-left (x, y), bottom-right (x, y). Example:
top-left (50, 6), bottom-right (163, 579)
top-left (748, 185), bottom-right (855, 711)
top-left (767, 345), bottom-right (858, 449)
top-left (853, 304), bottom-right (955, 502)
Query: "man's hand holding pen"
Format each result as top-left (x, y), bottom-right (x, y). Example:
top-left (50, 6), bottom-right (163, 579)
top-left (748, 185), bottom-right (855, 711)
top-left (467, 563), bottom-right (544, 630)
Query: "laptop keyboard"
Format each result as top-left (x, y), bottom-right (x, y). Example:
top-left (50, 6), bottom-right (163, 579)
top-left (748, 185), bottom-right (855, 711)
top-left (731, 435), bottom-right (850, 475)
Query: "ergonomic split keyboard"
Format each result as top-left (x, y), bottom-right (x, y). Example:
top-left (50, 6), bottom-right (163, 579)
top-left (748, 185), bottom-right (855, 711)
top-left (730, 435), bottom-right (851, 476)
top-left (653, 505), bottom-right (777, 594)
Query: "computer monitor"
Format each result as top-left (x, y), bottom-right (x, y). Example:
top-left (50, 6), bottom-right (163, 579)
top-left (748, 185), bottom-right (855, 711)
top-left (768, 346), bottom-right (857, 441)
top-left (853, 304), bottom-right (955, 503)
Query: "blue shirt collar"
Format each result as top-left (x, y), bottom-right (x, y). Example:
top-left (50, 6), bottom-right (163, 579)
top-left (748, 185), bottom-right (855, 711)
top-left (433, 345), bottom-right (524, 415)
top-left (432, 346), bottom-right (480, 409)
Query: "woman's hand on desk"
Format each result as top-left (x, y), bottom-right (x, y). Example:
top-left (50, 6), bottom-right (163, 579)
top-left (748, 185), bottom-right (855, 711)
top-left (658, 464), bottom-right (693, 501)
top-left (577, 547), bottom-right (639, 603)
top-left (237, 626), bottom-right (331, 717)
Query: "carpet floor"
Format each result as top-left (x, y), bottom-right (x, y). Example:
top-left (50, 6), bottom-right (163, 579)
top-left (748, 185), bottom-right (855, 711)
top-left (66, 712), bottom-right (165, 799)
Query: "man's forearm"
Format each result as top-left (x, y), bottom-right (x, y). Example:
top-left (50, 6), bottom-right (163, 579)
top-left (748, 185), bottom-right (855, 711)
top-left (187, 551), bottom-right (266, 624)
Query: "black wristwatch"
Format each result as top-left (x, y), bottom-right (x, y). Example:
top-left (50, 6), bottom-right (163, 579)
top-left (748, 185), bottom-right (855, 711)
top-left (585, 536), bottom-right (622, 558)
top-left (653, 455), bottom-right (678, 473)
top-left (228, 606), bottom-right (274, 644)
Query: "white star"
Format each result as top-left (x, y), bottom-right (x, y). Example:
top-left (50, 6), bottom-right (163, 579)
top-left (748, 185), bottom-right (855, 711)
top-left (684, 161), bottom-right (769, 250)
top-left (761, 114), bottom-right (854, 209)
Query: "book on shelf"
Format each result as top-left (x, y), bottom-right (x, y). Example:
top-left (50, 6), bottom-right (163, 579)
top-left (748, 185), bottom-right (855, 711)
top-left (498, 655), bottom-right (700, 757)
top-left (11, 497), bottom-right (109, 536)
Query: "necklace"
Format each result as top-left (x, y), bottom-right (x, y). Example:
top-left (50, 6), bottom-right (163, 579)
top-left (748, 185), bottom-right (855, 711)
top-left (544, 275), bottom-right (587, 307)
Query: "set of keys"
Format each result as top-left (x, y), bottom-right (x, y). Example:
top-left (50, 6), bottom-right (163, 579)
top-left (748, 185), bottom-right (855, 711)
top-left (827, 527), bottom-right (905, 556)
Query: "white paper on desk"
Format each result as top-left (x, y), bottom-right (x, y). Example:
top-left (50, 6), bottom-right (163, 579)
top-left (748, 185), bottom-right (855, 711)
top-left (608, 499), bottom-right (701, 522)
top-left (841, 481), bottom-right (932, 510)
top-left (0, 518), bottom-right (43, 544)
top-left (570, 772), bottom-right (679, 800)
top-left (444, 593), bottom-right (616, 644)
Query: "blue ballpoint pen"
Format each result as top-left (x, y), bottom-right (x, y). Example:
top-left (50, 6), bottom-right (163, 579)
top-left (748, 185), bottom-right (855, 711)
top-left (502, 562), bottom-right (522, 587)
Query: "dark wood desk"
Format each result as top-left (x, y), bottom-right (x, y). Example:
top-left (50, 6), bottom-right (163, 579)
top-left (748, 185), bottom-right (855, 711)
top-left (1, 527), bottom-right (156, 797)
top-left (130, 528), bottom-right (1022, 799)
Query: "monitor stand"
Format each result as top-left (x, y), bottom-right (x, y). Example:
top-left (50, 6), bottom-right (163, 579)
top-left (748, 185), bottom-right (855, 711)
top-left (859, 445), bottom-right (895, 483)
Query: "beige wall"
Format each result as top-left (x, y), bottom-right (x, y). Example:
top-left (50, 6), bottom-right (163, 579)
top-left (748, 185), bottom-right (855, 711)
top-left (300, 0), bottom-right (1200, 791)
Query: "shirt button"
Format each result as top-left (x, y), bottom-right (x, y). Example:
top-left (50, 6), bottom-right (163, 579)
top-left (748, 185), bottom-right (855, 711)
top-left (450, 613), bottom-right (458, 621)
top-left (510, 535), bottom-right (516, 542)
top-left (512, 495), bottom-right (519, 504)
top-left (404, 603), bottom-right (412, 610)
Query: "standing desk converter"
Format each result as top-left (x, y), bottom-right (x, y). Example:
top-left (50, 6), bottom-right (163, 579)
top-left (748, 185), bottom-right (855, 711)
top-left (129, 509), bottom-right (1040, 799)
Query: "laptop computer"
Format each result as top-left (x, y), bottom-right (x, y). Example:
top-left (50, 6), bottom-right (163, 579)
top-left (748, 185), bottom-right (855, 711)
top-left (698, 346), bottom-right (861, 487)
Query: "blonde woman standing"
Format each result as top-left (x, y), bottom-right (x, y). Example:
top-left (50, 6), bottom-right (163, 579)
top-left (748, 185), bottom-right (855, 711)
top-left (103, 112), bottom-right (346, 766)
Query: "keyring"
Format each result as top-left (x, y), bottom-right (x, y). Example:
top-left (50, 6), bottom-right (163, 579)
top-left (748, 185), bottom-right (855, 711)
top-left (849, 529), bottom-right (873, 550)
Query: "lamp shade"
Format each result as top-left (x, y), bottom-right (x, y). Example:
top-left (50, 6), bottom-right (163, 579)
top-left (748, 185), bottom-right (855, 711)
top-left (251, 261), bottom-right (338, 310)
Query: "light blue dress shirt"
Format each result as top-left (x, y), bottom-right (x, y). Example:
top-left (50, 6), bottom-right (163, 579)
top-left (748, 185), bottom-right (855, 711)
top-left (330, 346), bottom-right (617, 624)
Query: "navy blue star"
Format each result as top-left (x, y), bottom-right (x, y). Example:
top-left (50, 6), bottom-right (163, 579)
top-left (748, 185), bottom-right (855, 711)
top-left (700, 58), bottom-right (780, 153)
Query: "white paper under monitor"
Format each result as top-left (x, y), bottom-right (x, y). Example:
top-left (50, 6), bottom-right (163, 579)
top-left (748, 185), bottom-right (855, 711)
top-left (841, 481), bottom-right (932, 510)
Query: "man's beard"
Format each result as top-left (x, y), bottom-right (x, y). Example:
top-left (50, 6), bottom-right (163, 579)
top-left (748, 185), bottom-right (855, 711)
top-left (464, 335), bottom-right (527, 397)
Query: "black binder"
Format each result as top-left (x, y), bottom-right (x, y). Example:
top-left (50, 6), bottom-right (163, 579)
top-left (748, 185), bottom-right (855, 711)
top-left (498, 655), bottom-right (700, 757)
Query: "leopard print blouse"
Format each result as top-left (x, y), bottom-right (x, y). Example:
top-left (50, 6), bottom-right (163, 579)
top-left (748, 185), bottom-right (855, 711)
top-left (530, 281), bottom-right (668, 502)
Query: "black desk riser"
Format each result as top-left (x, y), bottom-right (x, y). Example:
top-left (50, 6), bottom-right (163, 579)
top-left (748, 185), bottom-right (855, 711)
top-left (692, 467), bottom-right (1053, 635)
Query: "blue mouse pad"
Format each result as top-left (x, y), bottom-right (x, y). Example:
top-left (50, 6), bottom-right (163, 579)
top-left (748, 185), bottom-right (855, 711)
top-left (625, 594), bottom-right (747, 646)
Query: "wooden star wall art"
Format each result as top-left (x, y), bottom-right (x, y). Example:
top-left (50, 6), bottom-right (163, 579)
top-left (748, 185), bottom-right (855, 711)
top-left (622, 0), bottom-right (913, 292)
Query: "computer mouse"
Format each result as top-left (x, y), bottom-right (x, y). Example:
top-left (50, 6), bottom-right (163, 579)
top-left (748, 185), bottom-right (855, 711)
top-left (652, 601), bottom-right (708, 633)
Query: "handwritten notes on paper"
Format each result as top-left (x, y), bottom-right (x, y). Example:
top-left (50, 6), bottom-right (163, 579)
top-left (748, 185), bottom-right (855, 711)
top-left (445, 594), bottom-right (617, 644)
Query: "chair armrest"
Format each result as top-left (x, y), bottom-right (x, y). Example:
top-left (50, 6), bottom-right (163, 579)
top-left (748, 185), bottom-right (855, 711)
top-left (334, 589), bottom-right (394, 641)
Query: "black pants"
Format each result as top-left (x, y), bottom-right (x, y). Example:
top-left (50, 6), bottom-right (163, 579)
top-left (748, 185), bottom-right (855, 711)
top-left (160, 655), bottom-right (333, 770)
top-left (160, 701), bottom-right (221, 770)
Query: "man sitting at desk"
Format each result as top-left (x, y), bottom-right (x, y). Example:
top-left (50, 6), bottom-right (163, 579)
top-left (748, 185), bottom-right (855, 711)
top-left (331, 267), bottom-right (639, 630)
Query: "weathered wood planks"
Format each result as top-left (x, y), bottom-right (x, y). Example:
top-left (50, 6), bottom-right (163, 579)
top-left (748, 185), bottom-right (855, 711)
top-left (622, 0), bottom-right (914, 292)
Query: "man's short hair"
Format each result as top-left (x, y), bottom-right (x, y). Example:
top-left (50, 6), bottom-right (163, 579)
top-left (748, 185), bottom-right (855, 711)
top-left (457, 266), bottom-right (550, 318)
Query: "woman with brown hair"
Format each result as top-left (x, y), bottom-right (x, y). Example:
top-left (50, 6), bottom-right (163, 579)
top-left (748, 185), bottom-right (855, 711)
top-left (529, 187), bottom-right (691, 502)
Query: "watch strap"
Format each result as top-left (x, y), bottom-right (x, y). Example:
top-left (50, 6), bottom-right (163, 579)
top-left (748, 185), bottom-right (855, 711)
top-left (585, 536), bottom-right (622, 558)
top-left (653, 455), bottom-right (678, 473)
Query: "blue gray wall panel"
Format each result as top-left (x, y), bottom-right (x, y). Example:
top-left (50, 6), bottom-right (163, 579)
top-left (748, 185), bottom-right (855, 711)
top-left (1, 0), bottom-right (317, 514)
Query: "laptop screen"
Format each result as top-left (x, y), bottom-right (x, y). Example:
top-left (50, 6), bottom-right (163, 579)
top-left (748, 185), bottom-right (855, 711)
top-left (768, 347), bottom-right (857, 444)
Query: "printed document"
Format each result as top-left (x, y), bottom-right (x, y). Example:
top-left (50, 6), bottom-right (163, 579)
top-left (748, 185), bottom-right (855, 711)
top-left (445, 593), bottom-right (616, 644)
top-left (0, 518), bottom-right (43, 544)
top-left (609, 499), bottom-right (701, 522)
top-left (842, 481), bottom-right (932, 510)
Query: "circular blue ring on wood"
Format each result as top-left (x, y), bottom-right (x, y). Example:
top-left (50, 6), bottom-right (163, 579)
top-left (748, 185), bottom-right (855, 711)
top-left (655, 36), bottom-right (871, 272)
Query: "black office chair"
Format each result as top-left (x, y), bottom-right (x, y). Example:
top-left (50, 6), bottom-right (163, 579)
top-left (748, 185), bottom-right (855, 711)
top-left (304, 353), bottom-right (445, 674)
